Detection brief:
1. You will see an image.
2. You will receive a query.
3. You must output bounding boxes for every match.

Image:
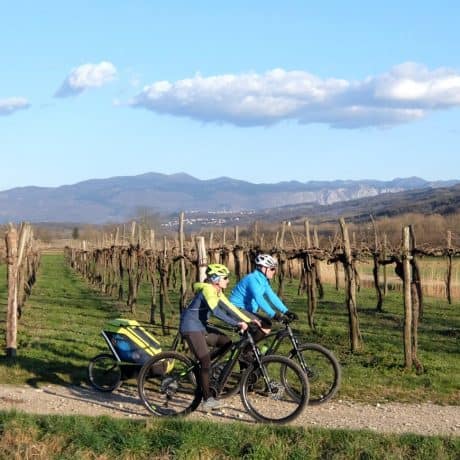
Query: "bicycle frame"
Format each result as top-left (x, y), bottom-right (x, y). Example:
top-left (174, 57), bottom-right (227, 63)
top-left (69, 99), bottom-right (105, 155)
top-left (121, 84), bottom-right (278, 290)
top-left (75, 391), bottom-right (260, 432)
top-left (258, 321), bottom-right (309, 372)
top-left (210, 330), bottom-right (270, 397)
top-left (173, 329), bottom-right (269, 399)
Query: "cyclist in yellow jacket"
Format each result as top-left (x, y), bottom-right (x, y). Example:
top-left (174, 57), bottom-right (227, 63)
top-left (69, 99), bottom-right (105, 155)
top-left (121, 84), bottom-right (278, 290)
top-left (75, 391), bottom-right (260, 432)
top-left (180, 263), bottom-right (257, 411)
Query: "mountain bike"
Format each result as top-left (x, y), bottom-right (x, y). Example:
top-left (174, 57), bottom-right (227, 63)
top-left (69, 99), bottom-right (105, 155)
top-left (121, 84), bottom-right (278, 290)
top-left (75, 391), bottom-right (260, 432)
top-left (137, 326), bottom-right (310, 424)
top-left (218, 316), bottom-right (341, 405)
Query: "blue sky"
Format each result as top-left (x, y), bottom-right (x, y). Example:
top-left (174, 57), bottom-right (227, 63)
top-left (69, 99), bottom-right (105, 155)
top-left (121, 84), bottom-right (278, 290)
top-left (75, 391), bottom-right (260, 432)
top-left (1, 1), bottom-right (459, 191)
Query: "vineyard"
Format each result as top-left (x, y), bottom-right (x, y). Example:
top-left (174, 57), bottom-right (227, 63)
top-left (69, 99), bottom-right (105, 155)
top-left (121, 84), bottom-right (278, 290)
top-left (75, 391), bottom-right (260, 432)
top-left (0, 216), bottom-right (459, 459)
top-left (1, 216), bottom-right (459, 397)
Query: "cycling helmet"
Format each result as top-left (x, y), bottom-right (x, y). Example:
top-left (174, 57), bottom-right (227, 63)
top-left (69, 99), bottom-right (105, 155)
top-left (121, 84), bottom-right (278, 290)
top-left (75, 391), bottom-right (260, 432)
top-left (206, 263), bottom-right (230, 282)
top-left (255, 254), bottom-right (278, 269)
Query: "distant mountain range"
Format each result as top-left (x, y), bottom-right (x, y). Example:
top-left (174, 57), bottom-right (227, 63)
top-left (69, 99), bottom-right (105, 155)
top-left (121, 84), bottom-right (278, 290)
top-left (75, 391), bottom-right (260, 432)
top-left (0, 172), bottom-right (458, 224)
top-left (251, 183), bottom-right (460, 224)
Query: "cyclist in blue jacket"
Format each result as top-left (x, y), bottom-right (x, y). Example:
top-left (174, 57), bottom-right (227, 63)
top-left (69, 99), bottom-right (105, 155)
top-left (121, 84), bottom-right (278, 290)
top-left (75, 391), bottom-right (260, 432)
top-left (230, 253), bottom-right (298, 329)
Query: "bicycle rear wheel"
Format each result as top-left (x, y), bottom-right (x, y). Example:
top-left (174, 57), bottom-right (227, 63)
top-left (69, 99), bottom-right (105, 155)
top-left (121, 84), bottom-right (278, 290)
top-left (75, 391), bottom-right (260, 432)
top-left (137, 351), bottom-right (202, 416)
top-left (240, 355), bottom-right (309, 424)
top-left (87, 353), bottom-right (122, 392)
top-left (290, 343), bottom-right (341, 405)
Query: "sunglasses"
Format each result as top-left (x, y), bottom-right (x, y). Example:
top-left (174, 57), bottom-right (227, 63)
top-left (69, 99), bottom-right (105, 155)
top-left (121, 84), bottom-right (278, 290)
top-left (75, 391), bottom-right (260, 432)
top-left (221, 276), bottom-right (229, 280)
top-left (268, 267), bottom-right (276, 272)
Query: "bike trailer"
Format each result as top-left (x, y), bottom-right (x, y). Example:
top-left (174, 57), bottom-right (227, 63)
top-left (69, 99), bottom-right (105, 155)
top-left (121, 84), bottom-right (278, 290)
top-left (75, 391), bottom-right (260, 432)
top-left (102, 318), bottom-right (162, 364)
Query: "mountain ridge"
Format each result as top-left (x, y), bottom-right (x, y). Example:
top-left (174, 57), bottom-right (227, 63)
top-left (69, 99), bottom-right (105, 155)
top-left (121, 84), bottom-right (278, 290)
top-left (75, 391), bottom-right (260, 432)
top-left (0, 172), bottom-right (458, 224)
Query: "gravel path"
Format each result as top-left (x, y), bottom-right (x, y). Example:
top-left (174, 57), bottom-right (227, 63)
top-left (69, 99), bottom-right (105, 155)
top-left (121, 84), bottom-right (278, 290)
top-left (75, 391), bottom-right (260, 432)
top-left (1, 384), bottom-right (459, 437)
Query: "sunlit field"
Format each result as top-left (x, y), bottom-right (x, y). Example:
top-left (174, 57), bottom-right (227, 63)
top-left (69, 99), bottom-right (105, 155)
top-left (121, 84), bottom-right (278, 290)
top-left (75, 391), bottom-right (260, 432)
top-left (319, 257), bottom-right (460, 299)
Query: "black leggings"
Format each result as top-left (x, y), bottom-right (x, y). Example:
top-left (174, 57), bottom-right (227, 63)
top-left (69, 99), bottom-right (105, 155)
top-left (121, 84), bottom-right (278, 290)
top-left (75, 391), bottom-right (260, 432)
top-left (182, 326), bottom-right (231, 400)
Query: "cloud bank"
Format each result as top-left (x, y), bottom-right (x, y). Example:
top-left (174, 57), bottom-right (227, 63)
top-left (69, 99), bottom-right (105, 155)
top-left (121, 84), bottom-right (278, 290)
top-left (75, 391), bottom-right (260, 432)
top-left (55, 61), bottom-right (117, 97)
top-left (130, 62), bottom-right (460, 128)
top-left (0, 97), bottom-right (30, 116)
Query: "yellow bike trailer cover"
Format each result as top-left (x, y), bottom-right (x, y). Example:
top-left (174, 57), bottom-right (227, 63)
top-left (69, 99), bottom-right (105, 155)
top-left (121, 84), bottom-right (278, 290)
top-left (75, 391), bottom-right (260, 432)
top-left (102, 318), bottom-right (162, 364)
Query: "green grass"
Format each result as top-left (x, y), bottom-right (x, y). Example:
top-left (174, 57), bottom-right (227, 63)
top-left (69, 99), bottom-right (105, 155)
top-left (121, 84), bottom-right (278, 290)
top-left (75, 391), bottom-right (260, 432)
top-left (0, 254), bottom-right (459, 458)
top-left (1, 254), bottom-right (459, 404)
top-left (0, 254), bottom-right (127, 386)
top-left (0, 411), bottom-right (458, 459)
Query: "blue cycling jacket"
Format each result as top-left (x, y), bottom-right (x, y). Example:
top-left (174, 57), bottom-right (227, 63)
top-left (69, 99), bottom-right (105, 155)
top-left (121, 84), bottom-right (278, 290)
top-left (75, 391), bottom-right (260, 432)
top-left (229, 269), bottom-right (288, 318)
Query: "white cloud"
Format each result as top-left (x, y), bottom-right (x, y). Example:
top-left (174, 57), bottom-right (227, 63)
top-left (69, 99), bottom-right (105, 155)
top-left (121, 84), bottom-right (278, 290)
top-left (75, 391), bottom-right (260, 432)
top-left (0, 97), bottom-right (30, 116)
top-left (130, 63), bottom-right (460, 128)
top-left (55, 61), bottom-right (117, 97)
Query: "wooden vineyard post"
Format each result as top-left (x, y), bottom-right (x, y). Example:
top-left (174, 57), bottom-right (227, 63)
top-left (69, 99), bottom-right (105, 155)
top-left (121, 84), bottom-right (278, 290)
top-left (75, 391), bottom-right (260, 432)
top-left (371, 215), bottom-right (383, 312)
top-left (158, 236), bottom-right (169, 334)
top-left (331, 229), bottom-right (340, 291)
top-left (339, 218), bottom-right (362, 352)
top-left (5, 224), bottom-right (19, 358)
top-left (137, 224), bottom-right (143, 247)
top-left (304, 220), bottom-right (311, 248)
top-left (409, 225), bottom-right (423, 372)
top-left (178, 212), bottom-right (187, 313)
top-left (288, 221), bottom-right (298, 250)
top-left (402, 226), bottom-right (413, 369)
top-left (302, 219), bottom-right (317, 330)
top-left (195, 236), bottom-right (207, 282)
top-left (279, 221), bottom-right (286, 250)
top-left (253, 221), bottom-right (259, 247)
top-left (334, 261), bottom-right (340, 291)
top-left (209, 231), bottom-right (214, 253)
top-left (313, 227), bottom-right (324, 299)
top-left (147, 251), bottom-right (158, 325)
top-left (16, 223), bottom-right (31, 318)
top-left (130, 221), bottom-right (136, 245)
top-left (409, 225), bottom-right (423, 320)
top-left (446, 230), bottom-right (453, 304)
top-left (383, 233), bottom-right (388, 296)
top-left (233, 244), bottom-right (244, 281)
top-left (275, 222), bottom-right (287, 299)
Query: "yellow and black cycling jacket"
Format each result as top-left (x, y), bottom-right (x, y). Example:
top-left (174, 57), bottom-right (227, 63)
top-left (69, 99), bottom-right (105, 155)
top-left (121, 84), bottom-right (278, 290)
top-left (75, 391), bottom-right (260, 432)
top-left (179, 282), bottom-right (251, 333)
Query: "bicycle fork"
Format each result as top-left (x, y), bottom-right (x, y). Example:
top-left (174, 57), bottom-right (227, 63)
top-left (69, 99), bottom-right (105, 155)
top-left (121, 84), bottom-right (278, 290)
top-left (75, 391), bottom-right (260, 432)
top-left (286, 325), bottom-right (309, 374)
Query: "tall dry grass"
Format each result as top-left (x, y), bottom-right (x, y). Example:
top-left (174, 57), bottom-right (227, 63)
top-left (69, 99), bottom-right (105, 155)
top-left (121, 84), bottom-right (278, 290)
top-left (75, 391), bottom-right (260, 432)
top-left (318, 257), bottom-right (460, 299)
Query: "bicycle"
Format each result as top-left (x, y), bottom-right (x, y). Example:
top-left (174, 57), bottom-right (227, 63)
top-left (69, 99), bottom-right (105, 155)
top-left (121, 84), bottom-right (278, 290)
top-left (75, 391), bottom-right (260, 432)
top-left (137, 326), bottom-right (310, 424)
top-left (217, 316), bottom-right (341, 405)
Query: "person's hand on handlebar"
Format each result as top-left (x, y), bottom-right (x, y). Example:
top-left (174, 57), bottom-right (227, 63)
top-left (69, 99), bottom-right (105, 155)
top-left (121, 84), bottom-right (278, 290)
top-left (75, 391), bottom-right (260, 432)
top-left (237, 322), bottom-right (249, 333)
top-left (285, 311), bottom-right (298, 321)
top-left (251, 318), bottom-right (270, 334)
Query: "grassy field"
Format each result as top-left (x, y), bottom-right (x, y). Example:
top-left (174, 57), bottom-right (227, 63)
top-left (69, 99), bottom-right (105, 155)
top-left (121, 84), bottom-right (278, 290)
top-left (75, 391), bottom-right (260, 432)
top-left (0, 411), bottom-right (459, 459)
top-left (0, 253), bottom-right (459, 404)
top-left (0, 253), bottom-right (459, 459)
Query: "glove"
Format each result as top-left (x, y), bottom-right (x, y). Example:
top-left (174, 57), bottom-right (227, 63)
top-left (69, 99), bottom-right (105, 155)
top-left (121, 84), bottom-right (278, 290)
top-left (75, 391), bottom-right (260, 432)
top-left (273, 312), bottom-right (285, 322)
top-left (285, 311), bottom-right (298, 321)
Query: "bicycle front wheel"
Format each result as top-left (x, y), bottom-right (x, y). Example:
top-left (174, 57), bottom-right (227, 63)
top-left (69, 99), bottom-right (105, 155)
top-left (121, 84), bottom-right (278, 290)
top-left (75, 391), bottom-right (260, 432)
top-left (290, 343), bottom-right (341, 405)
top-left (87, 353), bottom-right (122, 392)
top-left (137, 351), bottom-right (202, 417)
top-left (240, 355), bottom-right (309, 424)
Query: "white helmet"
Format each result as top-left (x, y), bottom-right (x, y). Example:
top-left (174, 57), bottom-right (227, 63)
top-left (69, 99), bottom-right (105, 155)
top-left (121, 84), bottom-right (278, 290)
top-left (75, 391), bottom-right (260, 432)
top-left (255, 254), bottom-right (278, 269)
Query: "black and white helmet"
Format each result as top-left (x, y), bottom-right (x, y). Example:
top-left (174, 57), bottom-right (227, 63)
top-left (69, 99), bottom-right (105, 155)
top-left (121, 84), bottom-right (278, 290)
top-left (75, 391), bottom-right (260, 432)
top-left (255, 253), bottom-right (278, 269)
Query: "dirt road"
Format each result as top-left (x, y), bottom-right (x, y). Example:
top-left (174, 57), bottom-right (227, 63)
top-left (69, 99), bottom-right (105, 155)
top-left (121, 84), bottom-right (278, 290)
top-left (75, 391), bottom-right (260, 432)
top-left (1, 383), bottom-right (459, 437)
